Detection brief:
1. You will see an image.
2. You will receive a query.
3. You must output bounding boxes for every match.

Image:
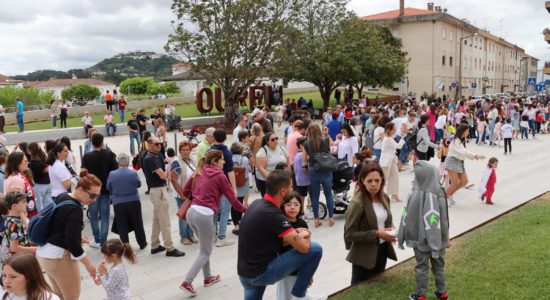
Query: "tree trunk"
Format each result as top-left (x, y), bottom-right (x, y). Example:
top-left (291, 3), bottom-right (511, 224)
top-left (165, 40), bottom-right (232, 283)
top-left (319, 85), bottom-right (331, 108)
top-left (223, 96), bottom-right (239, 127)
top-left (354, 83), bottom-right (364, 98)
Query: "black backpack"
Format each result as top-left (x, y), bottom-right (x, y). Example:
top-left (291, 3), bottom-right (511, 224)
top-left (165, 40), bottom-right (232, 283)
top-left (407, 128), bottom-right (421, 151)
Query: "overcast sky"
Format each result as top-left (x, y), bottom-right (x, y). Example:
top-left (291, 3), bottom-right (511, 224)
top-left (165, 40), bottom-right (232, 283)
top-left (0, 0), bottom-right (548, 76)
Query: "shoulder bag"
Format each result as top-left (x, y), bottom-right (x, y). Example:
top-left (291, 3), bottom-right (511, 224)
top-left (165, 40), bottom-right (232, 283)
top-left (176, 175), bottom-right (196, 220)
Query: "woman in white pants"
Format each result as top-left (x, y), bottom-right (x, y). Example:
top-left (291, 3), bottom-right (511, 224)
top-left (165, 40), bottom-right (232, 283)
top-left (379, 122), bottom-right (405, 202)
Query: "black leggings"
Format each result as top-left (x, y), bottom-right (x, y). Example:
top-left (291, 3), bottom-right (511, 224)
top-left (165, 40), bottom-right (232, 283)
top-left (112, 201), bottom-right (147, 248)
top-left (231, 196), bottom-right (245, 226)
top-left (255, 177), bottom-right (266, 197)
top-left (351, 243), bottom-right (388, 285)
top-left (106, 102), bottom-right (113, 111)
top-left (60, 116), bottom-right (67, 128)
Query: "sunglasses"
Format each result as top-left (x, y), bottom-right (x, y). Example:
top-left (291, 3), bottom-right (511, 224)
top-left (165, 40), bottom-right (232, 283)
top-left (270, 137), bottom-right (279, 141)
top-left (152, 142), bottom-right (163, 146)
top-left (85, 190), bottom-right (99, 200)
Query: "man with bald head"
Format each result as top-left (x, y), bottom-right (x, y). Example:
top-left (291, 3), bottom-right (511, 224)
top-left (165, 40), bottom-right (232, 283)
top-left (142, 136), bottom-right (185, 257)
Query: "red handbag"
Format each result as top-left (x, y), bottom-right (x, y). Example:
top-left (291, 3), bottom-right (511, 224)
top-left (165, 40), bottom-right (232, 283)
top-left (176, 176), bottom-right (196, 220)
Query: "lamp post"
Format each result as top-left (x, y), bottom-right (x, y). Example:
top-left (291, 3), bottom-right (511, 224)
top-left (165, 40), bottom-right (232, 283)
top-left (458, 32), bottom-right (478, 100)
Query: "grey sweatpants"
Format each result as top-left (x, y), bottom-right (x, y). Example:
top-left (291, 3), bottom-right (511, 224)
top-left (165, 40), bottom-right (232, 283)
top-left (185, 206), bottom-right (216, 283)
top-left (413, 248), bottom-right (447, 295)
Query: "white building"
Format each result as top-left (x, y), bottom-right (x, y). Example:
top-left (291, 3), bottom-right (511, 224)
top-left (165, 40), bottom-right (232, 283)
top-left (26, 78), bottom-right (116, 98)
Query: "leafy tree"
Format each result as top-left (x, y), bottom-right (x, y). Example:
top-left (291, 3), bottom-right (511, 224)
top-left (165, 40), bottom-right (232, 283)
top-left (273, 0), bottom-right (353, 108)
top-left (119, 77), bottom-right (156, 95)
top-left (165, 0), bottom-right (303, 125)
top-left (0, 85), bottom-right (52, 108)
top-left (160, 81), bottom-right (180, 94)
top-left (343, 21), bottom-right (408, 98)
top-left (61, 84), bottom-right (100, 105)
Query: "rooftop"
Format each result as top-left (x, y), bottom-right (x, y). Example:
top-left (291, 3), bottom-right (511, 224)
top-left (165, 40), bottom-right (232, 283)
top-left (26, 78), bottom-right (115, 88)
top-left (362, 7), bottom-right (437, 20)
top-left (0, 74), bottom-right (16, 84)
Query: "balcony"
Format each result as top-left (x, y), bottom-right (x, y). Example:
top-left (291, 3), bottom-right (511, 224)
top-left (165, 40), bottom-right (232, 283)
top-left (545, 28), bottom-right (550, 44)
top-left (546, 1), bottom-right (550, 13)
top-left (544, 62), bottom-right (550, 75)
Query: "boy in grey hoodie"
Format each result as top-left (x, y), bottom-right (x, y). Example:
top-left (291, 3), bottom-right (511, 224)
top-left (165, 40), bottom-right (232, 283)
top-left (397, 161), bottom-right (450, 300)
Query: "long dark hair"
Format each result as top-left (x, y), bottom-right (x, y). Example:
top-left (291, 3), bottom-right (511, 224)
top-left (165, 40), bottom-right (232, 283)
top-left (5, 152), bottom-right (26, 178)
top-left (28, 142), bottom-right (47, 162)
top-left (59, 136), bottom-right (72, 151)
top-left (455, 124), bottom-right (470, 147)
top-left (419, 115), bottom-right (430, 128)
top-left (2, 253), bottom-right (54, 300)
top-left (281, 191), bottom-right (304, 217)
top-left (357, 162), bottom-right (389, 211)
top-left (46, 143), bottom-right (66, 166)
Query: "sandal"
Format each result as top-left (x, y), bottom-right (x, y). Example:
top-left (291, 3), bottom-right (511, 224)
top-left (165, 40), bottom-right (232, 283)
top-left (314, 219), bottom-right (322, 228)
top-left (329, 218), bottom-right (335, 227)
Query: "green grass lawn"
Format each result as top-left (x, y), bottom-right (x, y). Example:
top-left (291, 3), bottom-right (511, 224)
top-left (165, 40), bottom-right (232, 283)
top-left (5, 90), bottom-right (383, 132)
top-left (332, 193), bottom-right (550, 299)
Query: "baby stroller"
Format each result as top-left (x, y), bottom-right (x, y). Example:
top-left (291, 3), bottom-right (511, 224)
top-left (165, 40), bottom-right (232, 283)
top-left (181, 127), bottom-right (201, 149)
top-left (166, 113), bottom-right (183, 131)
top-left (331, 160), bottom-right (354, 215)
top-left (318, 160), bottom-right (354, 220)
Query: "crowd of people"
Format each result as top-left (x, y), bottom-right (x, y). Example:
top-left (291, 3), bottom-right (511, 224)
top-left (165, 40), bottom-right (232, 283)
top-left (0, 89), bottom-right (547, 300)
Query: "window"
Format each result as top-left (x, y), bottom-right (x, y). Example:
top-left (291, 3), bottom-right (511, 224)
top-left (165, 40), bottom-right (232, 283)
top-left (442, 56), bottom-right (446, 66)
top-left (442, 28), bottom-right (446, 39)
top-left (450, 31), bottom-right (453, 41)
top-left (450, 56), bottom-right (453, 66)
top-left (464, 40), bottom-right (468, 45)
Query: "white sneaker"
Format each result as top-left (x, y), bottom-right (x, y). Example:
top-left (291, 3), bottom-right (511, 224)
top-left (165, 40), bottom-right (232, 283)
top-left (290, 292), bottom-right (327, 300)
top-left (215, 239), bottom-right (235, 247)
top-left (89, 241), bottom-right (101, 249)
top-left (448, 197), bottom-right (456, 207)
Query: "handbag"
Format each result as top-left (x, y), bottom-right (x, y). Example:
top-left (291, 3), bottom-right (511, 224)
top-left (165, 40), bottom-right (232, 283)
top-left (176, 175), bottom-right (196, 220)
top-left (310, 152), bottom-right (339, 172)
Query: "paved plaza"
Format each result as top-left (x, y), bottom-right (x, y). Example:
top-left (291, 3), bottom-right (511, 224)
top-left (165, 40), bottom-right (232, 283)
top-left (18, 124), bottom-right (550, 300)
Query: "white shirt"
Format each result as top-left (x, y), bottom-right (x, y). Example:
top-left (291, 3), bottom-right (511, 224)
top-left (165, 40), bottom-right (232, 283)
top-left (372, 201), bottom-right (388, 244)
top-left (435, 115), bottom-right (447, 129)
top-left (81, 115), bottom-right (93, 126)
top-left (391, 117), bottom-right (404, 136)
top-left (49, 160), bottom-right (72, 197)
top-left (104, 114), bottom-right (114, 124)
top-left (372, 127), bottom-right (385, 150)
top-left (0, 286), bottom-right (60, 300)
top-left (379, 136), bottom-right (405, 167)
top-left (233, 125), bottom-right (246, 144)
top-left (337, 136), bottom-right (358, 167)
top-left (502, 124), bottom-right (513, 139)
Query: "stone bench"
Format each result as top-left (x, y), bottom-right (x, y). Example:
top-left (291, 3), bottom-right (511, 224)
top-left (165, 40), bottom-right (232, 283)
top-left (3, 116), bottom-right (225, 146)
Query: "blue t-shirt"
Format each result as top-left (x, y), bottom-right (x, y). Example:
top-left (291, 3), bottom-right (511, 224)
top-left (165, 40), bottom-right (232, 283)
top-left (327, 119), bottom-right (341, 141)
top-left (210, 144), bottom-right (234, 175)
top-left (16, 101), bottom-right (24, 116)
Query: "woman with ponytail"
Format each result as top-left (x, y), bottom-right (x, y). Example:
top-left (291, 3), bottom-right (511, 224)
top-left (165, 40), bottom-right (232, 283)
top-left (37, 170), bottom-right (101, 300)
top-left (178, 150), bottom-right (247, 297)
top-left (46, 143), bottom-right (72, 202)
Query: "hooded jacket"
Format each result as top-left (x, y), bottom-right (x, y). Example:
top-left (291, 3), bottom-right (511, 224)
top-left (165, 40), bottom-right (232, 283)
top-left (397, 161), bottom-right (449, 258)
top-left (182, 165), bottom-right (245, 213)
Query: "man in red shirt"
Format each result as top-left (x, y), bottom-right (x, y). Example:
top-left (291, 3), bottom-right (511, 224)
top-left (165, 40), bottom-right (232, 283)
top-left (117, 95), bottom-right (127, 123)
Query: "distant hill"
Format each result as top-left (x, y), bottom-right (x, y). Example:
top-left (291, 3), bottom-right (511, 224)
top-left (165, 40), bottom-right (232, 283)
top-left (13, 51), bottom-right (178, 85)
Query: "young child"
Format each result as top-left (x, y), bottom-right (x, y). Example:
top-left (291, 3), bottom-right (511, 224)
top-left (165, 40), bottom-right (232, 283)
top-left (276, 191), bottom-right (309, 300)
top-left (492, 117), bottom-right (502, 147)
top-left (478, 157), bottom-right (498, 205)
top-left (1, 192), bottom-right (36, 264)
top-left (330, 134), bottom-right (342, 155)
top-left (436, 138), bottom-right (450, 186)
top-left (294, 137), bottom-right (310, 200)
top-left (512, 112), bottom-right (520, 139)
top-left (476, 115), bottom-right (487, 144)
top-left (502, 119), bottom-right (513, 155)
top-left (520, 115), bottom-right (529, 140)
top-left (96, 238), bottom-right (136, 300)
top-left (398, 161), bottom-right (449, 300)
top-left (165, 148), bottom-right (176, 190)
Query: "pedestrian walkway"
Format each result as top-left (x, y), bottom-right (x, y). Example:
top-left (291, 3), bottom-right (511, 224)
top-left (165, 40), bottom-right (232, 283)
top-left (53, 126), bottom-right (550, 300)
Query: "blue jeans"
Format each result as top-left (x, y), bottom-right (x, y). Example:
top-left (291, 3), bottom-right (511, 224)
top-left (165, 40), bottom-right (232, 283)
top-left (373, 148), bottom-right (381, 160)
top-left (488, 119), bottom-right (495, 143)
top-left (308, 168), bottom-right (334, 218)
top-left (16, 115), bottom-right (24, 132)
top-left (34, 183), bottom-right (52, 211)
top-left (106, 123), bottom-right (117, 136)
top-left (129, 131), bottom-right (141, 155)
top-left (52, 116), bottom-right (57, 128)
top-left (399, 137), bottom-right (409, 164)
top-left (214, 196), bottom-right (230, 240)
top-left (88, 194), bottom-right (111, 244)
top-left (434, 128), bottom-right (444, 144)
top-left (239, 242), bottom-right (323, 300)
top-left (528, 120), bottom-right (536, 137)
top-left (119, 110), bottom-right (125, 123)
top-left (176, 197), bottom-right (195, 239)
top-left (521, 127), bottom-right (529, 139)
